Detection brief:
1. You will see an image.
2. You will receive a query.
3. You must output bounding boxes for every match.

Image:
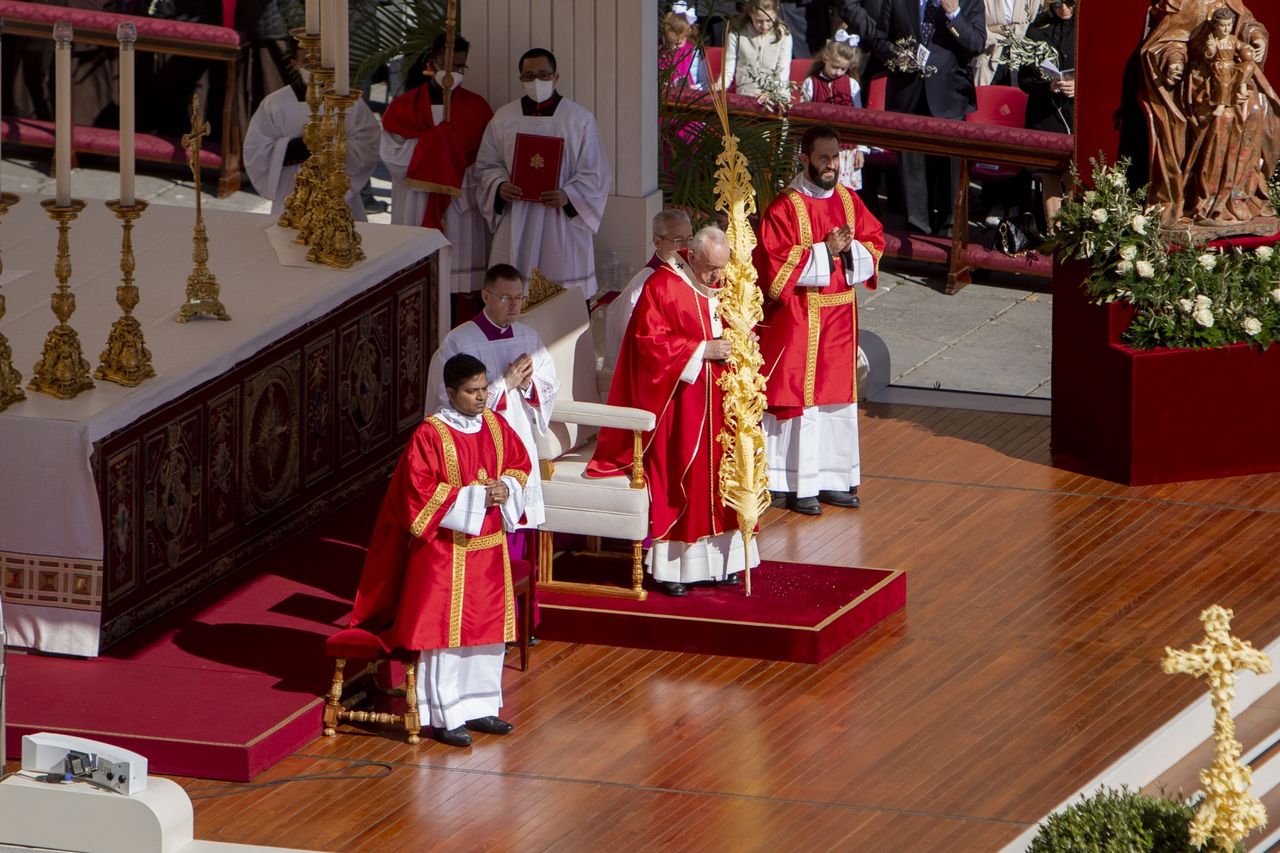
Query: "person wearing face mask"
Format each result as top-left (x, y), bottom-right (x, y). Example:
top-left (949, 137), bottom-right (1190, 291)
top-left (753, 126), bottom-right (884, 517)
top-left (604, 209), bottom-right (695, 371)
top-left (381, 33), bottom-right (495, 295)
top-left (242, 46), bottom-right (380, 221)
top-left (474, 48), bottom-right (613, 299)
top-left (587, 227), bottom-right (761, 597)
top-left (348, 352), bottom-right (532, 747)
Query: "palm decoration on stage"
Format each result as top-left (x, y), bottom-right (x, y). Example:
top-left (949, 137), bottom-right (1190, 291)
top-left (706, 60), bottom-right (770, 596)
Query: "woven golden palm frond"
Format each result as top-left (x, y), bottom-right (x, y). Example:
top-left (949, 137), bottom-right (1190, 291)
top-left (707, 60), bottom-right (770, 594)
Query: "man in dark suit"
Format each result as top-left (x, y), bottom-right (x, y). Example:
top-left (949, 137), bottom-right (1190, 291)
top-left (872, 0), bottom-right (984, 235)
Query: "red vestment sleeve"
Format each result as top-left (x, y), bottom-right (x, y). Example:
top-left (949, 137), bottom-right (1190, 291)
top-left (587, 269), bottom-right (706, 478)
top-left (753, 193), bottom-right (814, 304)
top-left (348, 422), bottom-right (459, 633)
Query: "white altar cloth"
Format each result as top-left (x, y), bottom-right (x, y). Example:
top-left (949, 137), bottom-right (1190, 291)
top-left (0, 195), bottom-right (447, 655)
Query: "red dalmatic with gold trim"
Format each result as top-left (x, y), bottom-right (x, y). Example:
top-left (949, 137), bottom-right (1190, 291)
top-left (349, 409), bottom-right (531, 651)
top-left (586, 265), bottom-right (739, 546)
top-left (754, 183), bottom-right (885, 417)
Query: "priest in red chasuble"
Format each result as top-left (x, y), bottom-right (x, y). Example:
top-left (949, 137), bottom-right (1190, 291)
top-left (754, 125), bottom-right (884, 516)
top-left (349, 354), bottom-right (531, 747)
top-left (587, 227), bottom-right (760, 597)
top-left (380, 33), bottom-right (494, 294)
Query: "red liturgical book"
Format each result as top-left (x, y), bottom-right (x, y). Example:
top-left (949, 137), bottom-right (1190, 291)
top-left (512, 133), bottom-right (565, 201)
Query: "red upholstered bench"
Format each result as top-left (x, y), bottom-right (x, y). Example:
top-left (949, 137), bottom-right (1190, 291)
top-left (0, 0), bottom-right (247, 197)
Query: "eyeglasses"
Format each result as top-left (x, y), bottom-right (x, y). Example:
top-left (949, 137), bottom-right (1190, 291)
top-left (485, 292), bottom-right (524, 305)
top-left (660, 235), bottom-right (691, 245)
top-left (518, 71), bottom-right (556, 82)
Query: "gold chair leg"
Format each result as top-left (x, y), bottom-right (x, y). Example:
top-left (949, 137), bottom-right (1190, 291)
top-left (632, 541), bottom-right (648, 601)
top-left (538, 529), bottom-right (554, 584)
top-left (403, 659), bottom-right (421, 744)
top-left (323, 657), bottom-right (346, 736)
top-left (586, 535), bottom-right (602, 553)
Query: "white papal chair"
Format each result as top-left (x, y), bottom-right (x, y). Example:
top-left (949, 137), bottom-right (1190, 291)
top-left (518, 273), bottom-right (655, 600)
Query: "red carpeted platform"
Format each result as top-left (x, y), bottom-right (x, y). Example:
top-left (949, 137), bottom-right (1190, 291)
top-left (3, 493), bottom-right (384, 782)
top-left (538, 559), bottom-right (905, 664)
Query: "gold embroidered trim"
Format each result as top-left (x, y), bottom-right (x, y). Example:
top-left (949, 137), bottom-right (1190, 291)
top-left (410, 482), bottom-right (452, 538)
top-left (482, 410), bottom-right (505, 474)
top-left (805, 294), bottom-right (821, 407)
top-left (405, 178), bottom-right (462, 196)
top-left (426, 417), bottom-right (461, 487)
top-left (836, 184), bottom-right (858, 231)
top-left (768, 190), bottom-right (814, 301)
top-left (449, 530), bottom-right (467, 647)
top-left (461, 530), bottom-right (506, 551)
top-left (502, 545), bottom-right (516, 643)
top-left (814, 289), bottom-right (857, 307)
top-left (502, 468), bottom-right (529, 487)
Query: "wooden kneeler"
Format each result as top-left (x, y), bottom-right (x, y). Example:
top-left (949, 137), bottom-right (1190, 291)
top-left (322, 628), bottom-right (421, 744)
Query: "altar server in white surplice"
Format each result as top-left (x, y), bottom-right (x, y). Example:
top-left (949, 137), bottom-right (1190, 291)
top-left (474, 48), bottom-right (612, 299)
top-left (604, 209), bottom-right (694, 370)
top-left (425, 264), bottom-right (559, 529)
top-left (243, 72), bottom-right (380, 221)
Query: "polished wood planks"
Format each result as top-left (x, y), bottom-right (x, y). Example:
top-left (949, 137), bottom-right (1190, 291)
top-left (157, 401), bottom-right (1280, 850)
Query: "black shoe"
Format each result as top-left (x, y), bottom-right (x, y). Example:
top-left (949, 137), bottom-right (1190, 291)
top-left (660, 581), bottom-right (688, 596)
top-left (720, 573), bottom-right (742, 586)
top-left (769, 490), bottom-right (789, 509)
top-left (465, 716), bottom-right (514, 735)
top-left (818, 489), bottom-right (860, 508)
top-left (785, 495), bottom-right (822, 515)
top-left (434, 725), bottom-right (472, 747)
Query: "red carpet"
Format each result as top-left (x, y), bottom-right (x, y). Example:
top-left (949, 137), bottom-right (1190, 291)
top-left (538, 558), bottom-right (905, 664)
top-left (3, 491), bottom-right (386, 782)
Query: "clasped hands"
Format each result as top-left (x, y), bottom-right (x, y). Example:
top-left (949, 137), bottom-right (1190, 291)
top-left (499, 181), bottom-right (568, 208)
top-left (483, 479), bottom-right (510, 507)
top-left (504, 353), bottom-right (534, 392)
top-left (825, 224), bottom-right (854, 256)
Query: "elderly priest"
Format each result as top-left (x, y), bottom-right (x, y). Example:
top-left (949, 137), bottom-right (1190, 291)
top-left (348, 353), bottom-right (532, 747)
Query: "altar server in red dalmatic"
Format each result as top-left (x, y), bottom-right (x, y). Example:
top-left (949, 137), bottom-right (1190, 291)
top-left (754, 125), bottom-right (884, 516)
top-left (349, 354), bottom-right (531, 747)
top-left (381, 33), bottom-right (494, 294)
top-left (587, 227), bottom-right (760, 597)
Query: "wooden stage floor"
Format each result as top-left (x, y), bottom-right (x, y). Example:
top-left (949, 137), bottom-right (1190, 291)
top-left (125, 403), bottom-right (1280, 849)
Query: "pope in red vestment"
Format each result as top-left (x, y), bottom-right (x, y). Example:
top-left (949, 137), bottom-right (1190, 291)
top-left (587, 229), bottom-right (758, 595)
top-left (754, 126), bottom-right (885, 515)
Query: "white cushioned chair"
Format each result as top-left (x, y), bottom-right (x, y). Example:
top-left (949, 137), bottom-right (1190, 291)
top-left (519, 279), bottom-right (654, 600)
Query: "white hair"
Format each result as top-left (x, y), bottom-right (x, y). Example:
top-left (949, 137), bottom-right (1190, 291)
top-left (688, 225), bottom-right (729, 258)
top-left (652, 209), bottom-right (692, 238)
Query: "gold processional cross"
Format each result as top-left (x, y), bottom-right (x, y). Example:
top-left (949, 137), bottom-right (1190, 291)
top-left (181, 95), bottom-right (211, 218)
top-left (1163, 605), bottom-right (1271, 849)
top-left (175, 93), bottom-right (229, 322)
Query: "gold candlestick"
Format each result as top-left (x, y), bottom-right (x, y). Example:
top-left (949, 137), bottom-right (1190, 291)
top-left (291, 65), bottom-right (336, 245)
top-left (306, 88), bottom-right (365, 270)
top-left (176, 93), bottom-right (230, 323)
top-left (0, 192), bottom-right (25, 412)
top-left (96, 199), bottom-right (155, 385)
top-left (29, 198), bottom-right (94, 399)
top-left (278, 30), bottom-right (325, 231)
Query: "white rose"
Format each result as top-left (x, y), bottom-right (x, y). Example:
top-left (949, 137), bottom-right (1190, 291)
top-left (1130, 215), bottom-right (1148, 235)
top-left (1197, 253), bottom-right (1217, 271)
top-left (1092, 208), bottom-right (1109, 224)
top-left (1082, 238), bottom-right (1095, 259)
top-left (1271, 287), bottom-right (1280, 304)
top-left (1116, 260), bottom-right (1134, 274)
top-left (1178, 298), bottom-right (1195, 314)
top-left (1256, 245), bottom-right (1274, 261)
top-left (1084, 190), bottom-right (1098, 204)
top-left (1110, 172), bottom-right (1127, 188)
top-left (1243, 317), bottom-right (1262, 336)
top-left (1119, 245), bottom-right (1138, 261)
top-left (1193, 307), bottom-right (1215, 328)
top-left (1136, 260), bottom-right (1155, 278)
top-left (1194, 294), bottom-right (1213, 310)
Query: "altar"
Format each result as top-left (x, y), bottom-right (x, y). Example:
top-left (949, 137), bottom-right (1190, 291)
top-left (0, 195), bottom-right (447, 656)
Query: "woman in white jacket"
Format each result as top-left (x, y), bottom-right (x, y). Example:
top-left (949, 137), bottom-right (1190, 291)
top-left (723, 0), bottom-right (794, 101)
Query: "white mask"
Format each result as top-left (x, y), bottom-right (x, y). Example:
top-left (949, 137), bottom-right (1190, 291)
top-left (434, 69), bottom-right (463, 90)
top-left (522, 79), bottom-right (555, 103)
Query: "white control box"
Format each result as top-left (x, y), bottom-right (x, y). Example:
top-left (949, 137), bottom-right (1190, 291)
top-left (21, 732), bottom-right (148, 796)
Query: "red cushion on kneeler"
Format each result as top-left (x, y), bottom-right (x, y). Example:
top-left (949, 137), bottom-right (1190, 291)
top-left (325, 627), bottom-right (385, 659)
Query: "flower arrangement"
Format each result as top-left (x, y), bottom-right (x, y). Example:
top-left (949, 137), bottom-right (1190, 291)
top-left (884, 37), bottom-right (937, 77)
top-left (1050, 155), bottom-right (1280, 350)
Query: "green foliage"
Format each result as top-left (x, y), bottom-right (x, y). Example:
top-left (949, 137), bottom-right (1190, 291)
top-left (1049, 155), bottom-right (1280, 350)
top-left (273, 0), bottom-right (448, 86)
top-left (1029, 787), bottom-right (1243, 853)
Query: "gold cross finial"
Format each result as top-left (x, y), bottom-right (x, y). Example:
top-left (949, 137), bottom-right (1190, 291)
top-left (1163, 605), bottom-right (1271, 849)
top-left (180, 94), bottom-right (211, 183)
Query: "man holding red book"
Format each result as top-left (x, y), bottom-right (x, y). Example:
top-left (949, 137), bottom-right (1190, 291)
top-left (475, 48), bottom-right (613, 298)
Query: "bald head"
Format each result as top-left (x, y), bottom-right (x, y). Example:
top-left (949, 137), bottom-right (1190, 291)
top-left (688, 226), bottom-right (730, 288)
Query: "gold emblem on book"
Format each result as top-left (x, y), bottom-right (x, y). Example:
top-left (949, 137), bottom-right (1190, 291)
top-left (530, 153), bottom-right (545, 169)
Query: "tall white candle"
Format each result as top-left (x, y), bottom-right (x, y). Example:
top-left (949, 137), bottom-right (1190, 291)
top-left (320, 0), bottom-right (334, 67)
top-left (118, 23), bottom-right (136, 206)
top-left (53, 21), bottom-right (73, 206)
top-left (334, 0), bottom-right (349, 96)
top-left (305, 0), bottom-right (320, 35)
